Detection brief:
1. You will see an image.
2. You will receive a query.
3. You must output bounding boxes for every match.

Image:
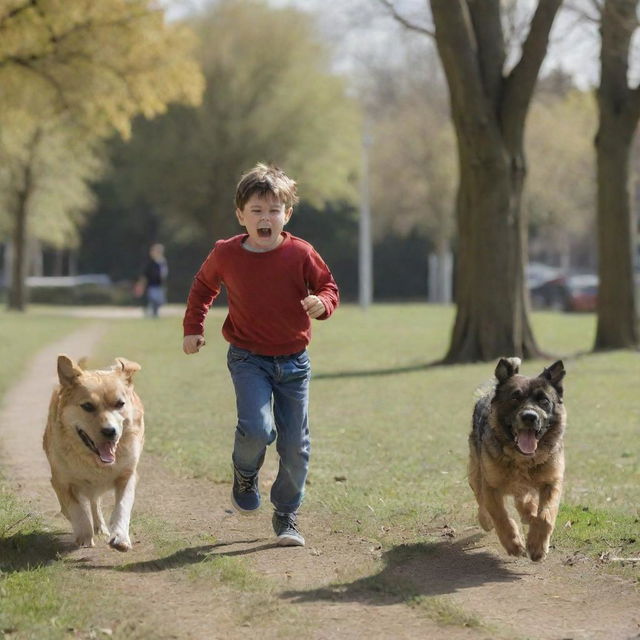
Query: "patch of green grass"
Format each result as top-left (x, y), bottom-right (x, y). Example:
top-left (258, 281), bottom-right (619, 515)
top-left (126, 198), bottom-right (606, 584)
top-left (188, 553), bottom-right (266, 590)
top-left (0, 310), bottom-right (86, 396)
top-left (92, 305), bottom-right (639, 564)
top-left (1, 303), bottom-right (638, 635)
top-left (409, 594), bottom-right (483, 628)
top-left (555, 504), bottom-right (640, 556)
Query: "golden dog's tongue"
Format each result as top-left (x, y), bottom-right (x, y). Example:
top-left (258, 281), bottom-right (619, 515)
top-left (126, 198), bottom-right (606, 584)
top-left (517, 430), bottom-right (538, 455)
top-left (98, 441), bottom-right (116, 464)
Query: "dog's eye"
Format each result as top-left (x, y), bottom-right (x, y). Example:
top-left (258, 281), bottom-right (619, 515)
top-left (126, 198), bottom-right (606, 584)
top-left (80, 402), bottom-right (96, 413)
top-left (511, 390), bottom-right (523, 401)
top-left (537, 396), bottom-right (551, 410)
top-left (114, 399), bottom-right (125, 409)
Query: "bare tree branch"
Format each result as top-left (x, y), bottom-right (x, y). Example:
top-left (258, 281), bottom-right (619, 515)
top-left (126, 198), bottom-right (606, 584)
top-left (501, 0), bottom-right (563, 149)
top-left (466, 0), bottom-right (505, 108)
top-left (377, 0), bottom-right (435, 37)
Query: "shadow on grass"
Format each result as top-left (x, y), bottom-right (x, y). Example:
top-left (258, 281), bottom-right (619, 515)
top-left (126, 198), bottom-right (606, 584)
top-left (114, 538), bottom-right (281, 573)
top-left (312, 349), bottom-right (590, 381)
top-left (313, 360), bottom-right (442, 380)
top-left (0, 530), bottom-right (75, 572)
top-left (281, 536), bottom-right (520, 606)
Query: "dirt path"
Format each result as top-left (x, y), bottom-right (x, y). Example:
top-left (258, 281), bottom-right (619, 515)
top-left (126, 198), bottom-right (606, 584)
top-left (1, 325), bottom-right (639, 639)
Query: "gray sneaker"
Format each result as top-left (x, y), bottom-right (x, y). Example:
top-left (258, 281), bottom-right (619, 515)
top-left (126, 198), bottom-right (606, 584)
top-left (272, 511), bottom-right (305, 547)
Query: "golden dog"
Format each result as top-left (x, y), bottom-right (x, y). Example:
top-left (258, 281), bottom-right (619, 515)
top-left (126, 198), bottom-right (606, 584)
top-left (43, 354), bottom-right (144, 551)
top-left (468, 357), bottom-right (566, 561)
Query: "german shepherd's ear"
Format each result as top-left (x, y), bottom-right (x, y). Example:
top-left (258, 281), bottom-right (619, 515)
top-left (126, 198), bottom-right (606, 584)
top-left (114, 357), bottom-right (141, 384)
top-left (495, 357), bottom-right (521, 384)
top-left (57, 354), bottom-right (83, 386)
top-left (540, 360), bottom-right (565, 397)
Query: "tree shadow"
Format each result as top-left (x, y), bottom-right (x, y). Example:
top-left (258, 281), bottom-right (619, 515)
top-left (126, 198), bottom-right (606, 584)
top-left (281, 535), bottom-right (522, 606)
top-left (313, 360), bottom-right (442, 381)
top-left (312, 349), bottom-right (594, 381)
top-left (0, 530), bottom-right (76, 573)
top-left (114, 538), bottom-right (280, 573)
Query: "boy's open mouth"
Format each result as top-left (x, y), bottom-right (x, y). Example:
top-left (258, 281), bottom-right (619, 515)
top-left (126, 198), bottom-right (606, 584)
top-left (257, 227), bottom-right (272, 238)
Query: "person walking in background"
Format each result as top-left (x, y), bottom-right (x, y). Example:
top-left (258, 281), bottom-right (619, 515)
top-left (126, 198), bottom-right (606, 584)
top-left (136, 243), bottom-right (168, 318)
top-left (182, 163), bottom-right (339, 547)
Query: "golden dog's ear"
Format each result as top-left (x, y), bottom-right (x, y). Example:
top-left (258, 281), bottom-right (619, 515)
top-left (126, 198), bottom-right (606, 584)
top-left (57, 354), bottom-right (83, 386)
top-left (114, 357), bottom-right (141, 384)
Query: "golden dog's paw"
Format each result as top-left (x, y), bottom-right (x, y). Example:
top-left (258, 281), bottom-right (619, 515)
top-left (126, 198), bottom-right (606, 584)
top-left (109, 532), bottom-right (131, 552)
top-left (527, 536), bottom-right (550, 562)
top-left (478, 508), bottom-right (494, 531)
top-left (75, 535), bottom-right (95, 548)
top-left (94, 523), bottom-right (110, 536)
top-left (504, 537), bottom-right (526, 557)
top-left (527, 545), bottom-right (548, 562)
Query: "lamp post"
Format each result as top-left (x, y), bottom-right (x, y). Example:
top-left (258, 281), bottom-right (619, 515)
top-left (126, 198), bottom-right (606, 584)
top-left (359, 122), bottom-right (373, 310)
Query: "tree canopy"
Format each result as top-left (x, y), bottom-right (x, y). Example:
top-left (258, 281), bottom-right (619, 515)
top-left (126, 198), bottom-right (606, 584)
top-left (102, 0), bottom-right (361, 244)
top-left (0, 0), bottom-right (204, 136)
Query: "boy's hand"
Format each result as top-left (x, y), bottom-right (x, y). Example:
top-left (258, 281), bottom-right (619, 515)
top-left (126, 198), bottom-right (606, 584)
top-left (301, 295), bottom-right (325, 319)
top-left (183, 335), bottom-right (206, 354)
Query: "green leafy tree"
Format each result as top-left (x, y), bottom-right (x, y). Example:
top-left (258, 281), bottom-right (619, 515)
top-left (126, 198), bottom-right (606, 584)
top-left (366, 46), bottom-right (456, 300)
top-left (104, 0), bottom-right (361, 244)
top-left (0, 111), bottom-right (104, 309)
top-left (0, 0), bottom-right (203, 136)
top-left (525, 89), bottom-right (596, 269)
top-left (0, 0), bottom-right (204, 309)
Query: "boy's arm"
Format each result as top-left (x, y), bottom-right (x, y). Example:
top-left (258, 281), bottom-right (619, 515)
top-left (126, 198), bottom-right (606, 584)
top-left (303, 249), bottom-right (339, 320)
top-left (182, 248), bottom-right (222, 339)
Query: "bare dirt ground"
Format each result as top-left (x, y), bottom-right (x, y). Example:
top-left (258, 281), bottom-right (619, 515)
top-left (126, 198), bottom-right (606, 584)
top-left (1, 324), bottom-right (639, 640)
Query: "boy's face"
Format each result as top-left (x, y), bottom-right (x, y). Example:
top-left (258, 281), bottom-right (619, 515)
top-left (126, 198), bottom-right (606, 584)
top-left (236, 193), bottom-right (292, 252)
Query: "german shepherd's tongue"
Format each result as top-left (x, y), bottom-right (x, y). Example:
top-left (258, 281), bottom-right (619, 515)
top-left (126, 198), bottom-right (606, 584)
top-left (98, 441), bottom-right (117, 464)
top-left (516, 430), bottom-right (538, 455)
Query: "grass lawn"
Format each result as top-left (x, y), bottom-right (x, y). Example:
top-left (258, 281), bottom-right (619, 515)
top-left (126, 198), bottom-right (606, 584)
top-left (1, 304), bottom-right (638, 638)
top-left (92, 304), bottom-right (639, 560)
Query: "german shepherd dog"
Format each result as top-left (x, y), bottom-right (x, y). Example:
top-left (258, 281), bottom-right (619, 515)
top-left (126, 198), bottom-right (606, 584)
top-left (468, 357), bottom-right (566, 561)
top-left (43, 355), bottom-right (144, 551)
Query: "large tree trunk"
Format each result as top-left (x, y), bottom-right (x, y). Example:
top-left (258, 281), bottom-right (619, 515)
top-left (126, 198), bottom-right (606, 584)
top-left (7, 191), bottom-right (29, 311)
top-left (446, 138), bottom-right (538, 361)
top-left (7, 134), bottom-right (39, 311)
top-left (431, 0), bottom-right (560, 363)
top-left (594, 0), bottom-right (640, 350)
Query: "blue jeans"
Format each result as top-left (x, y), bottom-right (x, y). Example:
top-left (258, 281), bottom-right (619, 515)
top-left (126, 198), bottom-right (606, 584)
top-left (226, 345), bottom-right (311, 514)
top-left (146, 285), bottom-right (165, 317)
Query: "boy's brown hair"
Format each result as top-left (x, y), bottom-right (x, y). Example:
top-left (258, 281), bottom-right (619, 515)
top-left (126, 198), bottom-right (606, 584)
top-left (235, 163), bottom-right (299, 210)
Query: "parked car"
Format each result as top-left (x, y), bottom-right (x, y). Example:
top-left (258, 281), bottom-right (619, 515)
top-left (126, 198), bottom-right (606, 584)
top-left (563, 274), bottom-right (598, 312)
top-left (530, 273), bottom-right (598, 312)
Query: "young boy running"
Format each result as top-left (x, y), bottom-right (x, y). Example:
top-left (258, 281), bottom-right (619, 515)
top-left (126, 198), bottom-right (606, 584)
top-left (182, 163), bottom-right (339, 546)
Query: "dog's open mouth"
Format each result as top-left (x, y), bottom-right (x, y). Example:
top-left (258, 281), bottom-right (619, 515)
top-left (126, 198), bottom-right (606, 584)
top-left (76, 428), bottom-right (117, 464)
top-left (515, 429), bottom-right (538, 456)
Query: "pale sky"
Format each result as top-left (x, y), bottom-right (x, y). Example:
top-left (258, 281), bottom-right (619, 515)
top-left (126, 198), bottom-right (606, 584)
top-left (164, 0), bottom-right (640, 91)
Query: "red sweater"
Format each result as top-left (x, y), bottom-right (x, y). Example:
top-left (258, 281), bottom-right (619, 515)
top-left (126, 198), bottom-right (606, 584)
top-left (183, 232), bottom-right (339, 356)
